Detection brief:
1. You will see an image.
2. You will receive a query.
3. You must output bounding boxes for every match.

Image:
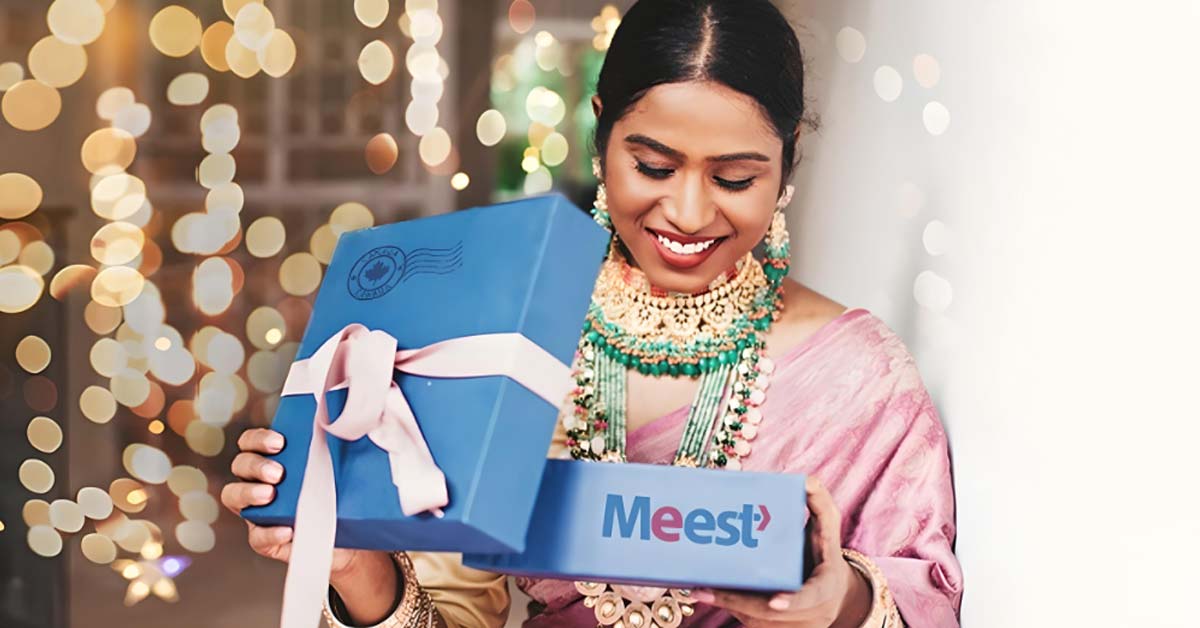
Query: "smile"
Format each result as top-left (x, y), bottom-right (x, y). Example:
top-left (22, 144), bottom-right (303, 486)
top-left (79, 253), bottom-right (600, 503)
top-left (655, 233), bottom-right (718, 255)
top-left (645, 228), bottom-right (729, 269)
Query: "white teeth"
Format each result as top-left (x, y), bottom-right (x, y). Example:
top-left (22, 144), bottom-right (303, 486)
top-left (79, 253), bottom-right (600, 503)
top-left (657, 234), bottom-right (716, 255)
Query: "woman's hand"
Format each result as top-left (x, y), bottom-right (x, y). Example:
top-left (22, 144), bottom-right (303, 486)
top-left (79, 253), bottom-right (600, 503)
top-left (690, 477), bottom-right (872, 628)
top-left (220, 428), bottom-right (400, 624)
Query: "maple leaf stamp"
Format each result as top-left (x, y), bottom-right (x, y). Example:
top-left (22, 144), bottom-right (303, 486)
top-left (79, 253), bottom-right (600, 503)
top-left (347, 242), bottom-right (463, 300)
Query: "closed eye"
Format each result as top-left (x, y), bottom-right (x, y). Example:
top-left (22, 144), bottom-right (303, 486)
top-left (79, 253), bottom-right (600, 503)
top-left (715, 176), bottom-right (755, 191)
top-left (635, 160), bottom-right (674, 180)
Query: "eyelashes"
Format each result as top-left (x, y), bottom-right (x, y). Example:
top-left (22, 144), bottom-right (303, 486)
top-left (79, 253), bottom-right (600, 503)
top-left (634, 160), bottom-right (755, 192)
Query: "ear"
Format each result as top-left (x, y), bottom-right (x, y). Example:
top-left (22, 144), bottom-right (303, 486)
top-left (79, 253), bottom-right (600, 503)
top-left (591, 95), bottom-right (603, 120)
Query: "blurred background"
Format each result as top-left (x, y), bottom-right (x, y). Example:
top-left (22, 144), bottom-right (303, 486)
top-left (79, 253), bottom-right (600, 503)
top-left (2, 1), bottom-right (1199, 627)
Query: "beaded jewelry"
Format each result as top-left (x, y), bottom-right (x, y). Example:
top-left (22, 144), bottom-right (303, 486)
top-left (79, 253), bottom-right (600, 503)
top-left (570, 167), bottom-right (795, 626)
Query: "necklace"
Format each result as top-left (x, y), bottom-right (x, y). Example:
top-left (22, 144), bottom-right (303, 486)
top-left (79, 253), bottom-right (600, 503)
top-left (565, 244), bottom-right (785, 627)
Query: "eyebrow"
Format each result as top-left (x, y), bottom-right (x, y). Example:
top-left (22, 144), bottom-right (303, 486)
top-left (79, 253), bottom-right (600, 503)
top-left (624, 133), bottom-right (772, 163)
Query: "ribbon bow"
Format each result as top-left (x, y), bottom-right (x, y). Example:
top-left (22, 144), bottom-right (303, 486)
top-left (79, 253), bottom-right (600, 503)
top-left (277, 324), bottom-right (573, 628)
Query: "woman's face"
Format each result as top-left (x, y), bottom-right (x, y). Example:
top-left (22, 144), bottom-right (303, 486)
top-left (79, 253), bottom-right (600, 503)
top-left (600, 80), bottom-right (786, 294)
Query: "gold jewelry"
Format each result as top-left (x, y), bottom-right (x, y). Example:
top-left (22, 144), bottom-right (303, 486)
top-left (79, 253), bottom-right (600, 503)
top-left (590, 251), bottom-right (768, 349)
top-left (322, 552), bottom-right (437, 628)
top-left (776, 184), bottom-right (795, 210)
top-left (575, 581), bottom-right (697, 628)
top-left (842, 548), bottom-right (903, 628)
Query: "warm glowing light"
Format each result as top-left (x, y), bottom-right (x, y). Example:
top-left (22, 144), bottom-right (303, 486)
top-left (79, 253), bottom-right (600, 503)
top-left (2, 80), bottom-right (62, 131)
top-left (245, 216), bottom-right (285, 257)
top-left (28, 36), bottom-right (88, 88)
top-left (450, 172), bottom-right (470, 190)
top-left (365, 133), bottom-right (399, 174)
top-left (418, 127), bottom-right (451, 166)
top-left (15, 335), bottom-right (51, 374)
top-left (329, 202), bottom-right (374, 235)
top-left (148, 420), bottom-right (165, 434)
top-left (149, 6), bottom-right (203, 58)
top-left (48, 0), bottom-right (105, 45)
top-left (201, 22), bottom-right (235, 72)
top-left (258, 29), bottom-right (296, 77)
top-left (0, 265), bottom-right (45, 313)
top-left (355, 0), bottom-right (389, 28)
top-left (81, 128), bottom-right (137, 174)
top-left (358, 40), bottom-right (395, 85)
top-left (475, 109), bottom-right (506, 146)
top-left (0, 172), bottom-right (43, 219)
top-left (233, 3), bottom-right (275, 51)
top-left (167, 73), bottom-right (209, 105)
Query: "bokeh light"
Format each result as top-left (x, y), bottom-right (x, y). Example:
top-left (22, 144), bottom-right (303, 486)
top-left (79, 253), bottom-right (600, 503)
top-left (28, 36), bottom-right (88, 88)
top-left (359, 40), bottom-right (395, 85)
top-left (356, 0), bottom-right (390, 28)
top-left (15, 335), bottom-right (51, 374)
top-left (96, 87), bottom-right (134, 120)
top-left (92, 266), bottom-right (146, 307)
top-left (81, 128), bottom-right (137, 174)
top-left (149, 6), bottom-right (203, 58)
top-left (365, 133), bottom-right (399, 174)
top-left (47, 293), bottom-right (85, 337)
top-left (476, 109), bottom-right (506, 146)
top-left (80, 384), bottom-right (117, 423)
top-left (330, 202), bottom-right (374, 235)
top-left (0, 172), bottom-right (43, 219)
top-left (258, 29), bottom-right (297, 78)
top-left (201, 22), bottom-right (235, 72)
top-left (27, 416), bottom-right (63, 453)
top-left (47, 0), bottom-right (106, 45)
top-left (233, 3), bottom-right (275, 50)
top-left (0, 265), bottom-right (45, 313)
top-left (2, 80), bottom-right (62, 131)
top-left (19, 458), bottom-right (55, 494)
top-left (167, 73), bottom-right (209, 106)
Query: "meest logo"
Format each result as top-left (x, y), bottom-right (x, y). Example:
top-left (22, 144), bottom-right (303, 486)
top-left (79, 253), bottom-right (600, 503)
top-left (602, 494), bottom-right (771, 548)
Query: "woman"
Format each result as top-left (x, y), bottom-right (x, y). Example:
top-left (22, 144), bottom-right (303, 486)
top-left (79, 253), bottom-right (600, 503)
top-left (221, 0), bottom-right (963, 626)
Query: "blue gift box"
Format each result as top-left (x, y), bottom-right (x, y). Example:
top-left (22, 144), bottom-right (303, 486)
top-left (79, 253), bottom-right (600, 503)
top-left (242, 194), bottom-right (608, 554)
top-left (464, 459), bottom-right (808, 591)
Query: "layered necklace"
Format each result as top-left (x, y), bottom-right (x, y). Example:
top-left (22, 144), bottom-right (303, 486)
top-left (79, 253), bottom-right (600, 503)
top-left (563, 193), bottom-right (791, 627)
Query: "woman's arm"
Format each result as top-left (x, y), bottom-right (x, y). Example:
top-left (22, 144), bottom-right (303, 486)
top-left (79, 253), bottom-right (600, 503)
top-left (842, 395), bottom-right (963, 626)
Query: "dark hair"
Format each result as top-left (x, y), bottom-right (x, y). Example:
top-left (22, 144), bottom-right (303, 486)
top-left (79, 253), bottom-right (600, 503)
top-left (593, 0), bottom-right (816, 187)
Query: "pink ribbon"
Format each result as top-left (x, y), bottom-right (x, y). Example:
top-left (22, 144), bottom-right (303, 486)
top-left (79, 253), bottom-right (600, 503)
top-left (277, 323), bottom-right (573, 628)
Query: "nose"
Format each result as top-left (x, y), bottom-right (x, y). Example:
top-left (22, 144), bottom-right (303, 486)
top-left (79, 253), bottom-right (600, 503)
top-left (660, 171), bottom-right (716, 235)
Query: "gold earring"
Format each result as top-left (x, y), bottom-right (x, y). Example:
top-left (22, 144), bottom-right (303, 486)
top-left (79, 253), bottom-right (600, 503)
top-left (776, 184), bottom-right (795, 210)
top-left (591, 157), bottom-right (612, 230)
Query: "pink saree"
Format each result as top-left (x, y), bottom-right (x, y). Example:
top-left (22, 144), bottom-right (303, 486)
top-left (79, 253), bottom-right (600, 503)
top-left (517, 307), bottom-right (963, 626)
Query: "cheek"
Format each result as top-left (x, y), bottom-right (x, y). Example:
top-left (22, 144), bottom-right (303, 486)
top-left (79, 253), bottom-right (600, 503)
top-left (604, 166), bottom-right (659, 222)
top-left (723, 193), bottom-right (777, 241)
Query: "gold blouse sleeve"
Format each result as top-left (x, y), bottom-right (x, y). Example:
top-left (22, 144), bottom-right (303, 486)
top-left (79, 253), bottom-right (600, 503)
top-left (322, 552), bottom-right (510, 628)
top-left (409, 552), bottom-right (510, 628)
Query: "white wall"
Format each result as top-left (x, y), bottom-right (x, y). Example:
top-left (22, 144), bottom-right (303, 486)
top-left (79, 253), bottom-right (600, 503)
top-left (783, 1), bottom-right (1200, 625)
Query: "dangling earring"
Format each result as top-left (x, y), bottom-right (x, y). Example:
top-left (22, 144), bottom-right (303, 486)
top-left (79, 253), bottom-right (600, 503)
top-left (763, 184), bottom-right (794, 320)
top-left (590, 156), bottom-right (613, 231)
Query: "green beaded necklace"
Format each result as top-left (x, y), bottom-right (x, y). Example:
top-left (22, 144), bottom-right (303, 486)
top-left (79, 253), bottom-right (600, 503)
top-left (564, 208), bottom-right (790, 469)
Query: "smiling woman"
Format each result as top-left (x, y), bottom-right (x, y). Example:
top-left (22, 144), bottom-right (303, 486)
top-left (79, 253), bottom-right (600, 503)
top-left (223, 1), bottom-right (963, 627)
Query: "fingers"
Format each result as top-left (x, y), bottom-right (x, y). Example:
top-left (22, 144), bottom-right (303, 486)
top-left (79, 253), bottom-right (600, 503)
top-left (246, 522), bottom-right (293, 563)
top-left (805, 476), bottom-right (843, 563)
top-left (694, 589), bottom-right (774, 618)
top-left (231, 452), bottom-right (284, 483)
top-left (784, 560), bottom-right (841, 612)
top-left (237, 428), bottom-right (285, 454)
top-left (220, 482), bottom-right (275, 514)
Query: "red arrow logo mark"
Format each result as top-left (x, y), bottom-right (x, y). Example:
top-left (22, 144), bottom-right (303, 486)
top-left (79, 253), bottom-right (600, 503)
top-left (757, 504), bottom-right (771, 531)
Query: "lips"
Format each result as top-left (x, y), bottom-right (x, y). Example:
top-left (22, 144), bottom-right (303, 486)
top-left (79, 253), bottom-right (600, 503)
top-left (645, 228), bottom-right (727, 269)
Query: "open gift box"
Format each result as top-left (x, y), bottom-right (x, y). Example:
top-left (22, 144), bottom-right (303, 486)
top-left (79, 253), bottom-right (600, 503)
top-left (464, 459), bottom-right (809, 591)
top-left (242, 194), bottom-right (608, 557)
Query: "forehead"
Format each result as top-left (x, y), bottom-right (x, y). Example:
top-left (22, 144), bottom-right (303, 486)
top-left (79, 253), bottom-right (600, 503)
top-left (615, 80), bottom-right (781, 157)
